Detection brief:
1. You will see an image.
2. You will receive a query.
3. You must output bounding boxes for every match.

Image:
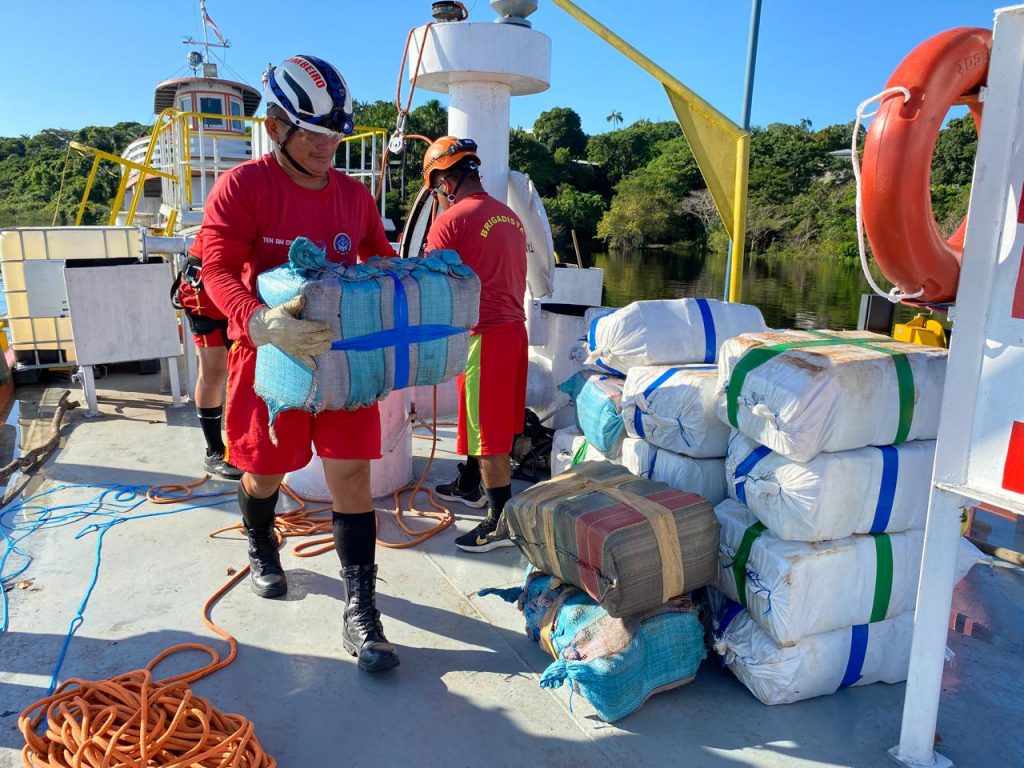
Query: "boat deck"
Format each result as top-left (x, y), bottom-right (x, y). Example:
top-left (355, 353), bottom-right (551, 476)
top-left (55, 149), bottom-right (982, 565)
top-left (1, 369), bottom-right (1021, 768)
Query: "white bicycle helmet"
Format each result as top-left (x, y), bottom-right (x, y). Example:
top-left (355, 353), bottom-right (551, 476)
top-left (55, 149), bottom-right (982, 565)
top-left (264, 55), bottom-right (354, 136)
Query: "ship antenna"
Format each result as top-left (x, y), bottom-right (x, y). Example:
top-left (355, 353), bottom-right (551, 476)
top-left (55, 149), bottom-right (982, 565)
top-left (182, 0), bottom-right (231, 77)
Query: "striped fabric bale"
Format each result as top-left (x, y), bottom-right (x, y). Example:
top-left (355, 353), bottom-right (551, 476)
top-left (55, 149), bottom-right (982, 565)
top-left (584, 298), bottom-right (767, 375)
top-left (576, 376), bottom-right (626, 458)
top-left (715, 330), bottom-right (948, 462)
top-left (482, 569), bottom-right (706, 722)
top-left (504, 462), bottom-right (720, 618)
top-left (726, 431), bottom-right (935, 541)
top-left (708, 587), bottom-right (914, 705)
top-left (621, 364), bottom-right (729, 458)
top-left (714, 499), bottom-right (980, 646)
top-left (255, 238), bottom-right (480, 422)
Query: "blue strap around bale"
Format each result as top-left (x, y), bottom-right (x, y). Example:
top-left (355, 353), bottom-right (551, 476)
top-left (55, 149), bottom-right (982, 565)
top-left (633, 366), bottom-right (682, 439)
top-left (734, 444), bottom-right (773, 505)
top-left (695, 298), bottom-right (716, 363)
top-left (839, 624), bottom-right (869, 689)
top-left (647, 447), bottom-right (658, 479)
top-left (717, 598), bottom-right (743, 635)
top-left (588, 312), bottom-right (625, 377)
top-left (869, 445), bottom-right (899, 533)
top-left (329, 270), bottom-right (464, 390)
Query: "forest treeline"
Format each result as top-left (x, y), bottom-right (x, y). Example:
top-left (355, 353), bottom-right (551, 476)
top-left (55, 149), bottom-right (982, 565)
top-left (0, 100), bottom-right (976, 262)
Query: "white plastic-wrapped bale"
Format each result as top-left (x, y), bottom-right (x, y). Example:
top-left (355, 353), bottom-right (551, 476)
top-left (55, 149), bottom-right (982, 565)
top-left (716, 330), bottom-right (947, 462)
top-left (550, 426), bottom-right (609, 476)
top-left (726, 432), bottom-right (935, 541)
top-left (619, 437), bottom-right (728, 505)
top-left (714, 499), bottom-right (980, 646)
top-left (621, 364), bottom-right (729, 458)
top-left (709, 588), bottom-right (915, 705)
top-left (576, 376), bottom-right (626, 458)
top-left (585, 298), bottom-right (767, 375)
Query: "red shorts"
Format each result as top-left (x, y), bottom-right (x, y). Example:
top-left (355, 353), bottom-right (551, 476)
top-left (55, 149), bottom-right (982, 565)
top-left (457, 321), bottom-right (528, 457)
top-left (178, 280), bottom-right (230, 348)
top-left (225, 344), bottom-right (382, 474)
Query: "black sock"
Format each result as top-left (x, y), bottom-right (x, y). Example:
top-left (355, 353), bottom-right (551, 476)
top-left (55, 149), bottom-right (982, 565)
top-left (238, 485), bottom-right (279, 530)
top-left (198, 406), bottom-right (226, 457)
top-left (484, 485), bottom-right (512, 521)
top-left (332, 511), bottom-right (377, 567)
top-left (458, 456), bottom-right (481, 491)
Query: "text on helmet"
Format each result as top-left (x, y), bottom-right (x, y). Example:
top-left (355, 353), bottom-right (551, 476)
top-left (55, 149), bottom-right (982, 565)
top-left (287, 57), bottom-right (327, 89)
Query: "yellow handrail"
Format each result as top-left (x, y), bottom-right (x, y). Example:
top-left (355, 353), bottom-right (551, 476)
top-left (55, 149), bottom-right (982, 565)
top-left (68, 141), bottom-right (177, 226)
top-left (69, 108), bottom-right (389, 233)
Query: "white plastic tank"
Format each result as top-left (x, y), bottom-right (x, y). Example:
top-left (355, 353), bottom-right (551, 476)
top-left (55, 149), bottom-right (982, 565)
top-left (0, 227), bottom-right (144, 364)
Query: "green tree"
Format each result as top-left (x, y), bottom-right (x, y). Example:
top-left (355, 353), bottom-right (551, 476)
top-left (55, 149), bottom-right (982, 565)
top-left (747, 120), bottom-right (824, 205)
top-left (606, 110), bottom-right (623, 128)
top-left (932, 114), bottom-right (977, 186)
top-left (509, 128), bottom-right (557, 195)
top-left (544, 184), bottom-right (606, 244)
top-left (586, 120), bottom-right (681, 185)
top-left (532, 107), bottom-right (587, 156)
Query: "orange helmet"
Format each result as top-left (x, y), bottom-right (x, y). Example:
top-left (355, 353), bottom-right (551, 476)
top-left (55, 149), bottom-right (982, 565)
top-left (422, 136), bottom-right (480, 189)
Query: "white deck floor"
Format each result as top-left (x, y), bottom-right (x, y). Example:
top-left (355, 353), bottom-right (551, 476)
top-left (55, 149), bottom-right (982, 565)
top-left (1, 372), bottom-right (1021, 767)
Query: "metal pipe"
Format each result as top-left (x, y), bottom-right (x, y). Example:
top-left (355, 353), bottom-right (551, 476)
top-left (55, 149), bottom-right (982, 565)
top-left (724, 0), bottom-right (762, 303)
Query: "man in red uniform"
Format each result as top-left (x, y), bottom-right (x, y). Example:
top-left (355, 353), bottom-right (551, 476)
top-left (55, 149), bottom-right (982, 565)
top-left (423, 137), bottom-right (529, 553)
top-left (198, 55), bottom-right (399, 673)
top-left (171, 240), bottom-right (242, 480)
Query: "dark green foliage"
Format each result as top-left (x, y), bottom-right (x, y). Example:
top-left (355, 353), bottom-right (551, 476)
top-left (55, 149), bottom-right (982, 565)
top-left (532, 107), bottom-right (587, 156)
top-left (0, 122), bottom-right (149, 226)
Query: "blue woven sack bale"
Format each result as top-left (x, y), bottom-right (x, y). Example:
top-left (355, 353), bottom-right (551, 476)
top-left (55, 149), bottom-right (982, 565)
top-left (255, 238), bottom-right (480, 423)
top-left (482, 569), bottom-right (706, 722)
top-left (576, 375), bottom-right (626, 458)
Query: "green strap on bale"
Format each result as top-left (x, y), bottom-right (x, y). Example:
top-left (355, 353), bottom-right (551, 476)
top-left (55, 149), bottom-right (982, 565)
top-left (571, 439), bottom-right (590, 467)
top-left (725, 332), bottom-right (915, 444)
top-left (871, 533), bottom-right (894, 622)
top-left (732, 521), bottom-right (767, 608)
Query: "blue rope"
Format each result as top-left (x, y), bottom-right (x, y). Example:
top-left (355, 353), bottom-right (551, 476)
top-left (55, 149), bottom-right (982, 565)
top-left (0, 482), bottom-right (235, 694)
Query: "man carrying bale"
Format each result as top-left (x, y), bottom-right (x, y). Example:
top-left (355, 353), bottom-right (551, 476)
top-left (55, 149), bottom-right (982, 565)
top-left (198, 55), bottom-right (399, 673)
top-left (423, 137), bottom-right (529, 553)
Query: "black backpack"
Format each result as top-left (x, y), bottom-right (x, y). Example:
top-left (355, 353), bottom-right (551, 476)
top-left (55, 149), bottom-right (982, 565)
top-left (512, 409), bottom-right (555, 482)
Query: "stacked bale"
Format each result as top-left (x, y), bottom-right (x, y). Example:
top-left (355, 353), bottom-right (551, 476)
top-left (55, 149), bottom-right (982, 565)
top-left (493, 461), bottom-right (720, 720)
top-left (708, 329), bottom-right (980, 704)
top-left (563, 298), bottom-right (766, 501)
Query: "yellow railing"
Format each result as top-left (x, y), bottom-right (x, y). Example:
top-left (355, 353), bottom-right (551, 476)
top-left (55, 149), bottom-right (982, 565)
top-left (70, 111), bottom-right (389, 234)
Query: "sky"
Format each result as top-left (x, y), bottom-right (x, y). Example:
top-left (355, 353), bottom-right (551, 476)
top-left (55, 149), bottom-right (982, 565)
top-left (0, 0), bottom-right (1002, 139)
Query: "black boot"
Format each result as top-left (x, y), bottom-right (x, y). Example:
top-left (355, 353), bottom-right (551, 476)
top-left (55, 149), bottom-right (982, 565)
top-left (245, 524), bottom-right (287, 598)
top-left (340, 564), bottom-right (399, 673)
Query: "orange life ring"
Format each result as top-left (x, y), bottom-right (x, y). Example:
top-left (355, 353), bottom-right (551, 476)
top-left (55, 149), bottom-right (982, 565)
top-left (861, 27), bottom-right (991, 304)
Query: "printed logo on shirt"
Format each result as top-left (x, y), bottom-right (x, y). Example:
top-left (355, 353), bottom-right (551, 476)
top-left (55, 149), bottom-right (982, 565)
top-left (334, 233), bottom-right (352, 256)
top-left (479, 214), bottom-right (524, 239)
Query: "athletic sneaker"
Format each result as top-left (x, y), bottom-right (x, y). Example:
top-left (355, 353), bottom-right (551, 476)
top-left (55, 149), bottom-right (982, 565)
top-left (454, 514), bottom-right (515, 553)
top-left (204, 452), bottom-right (243, 481)
top-left (435, 465), bottom-right (487, 508)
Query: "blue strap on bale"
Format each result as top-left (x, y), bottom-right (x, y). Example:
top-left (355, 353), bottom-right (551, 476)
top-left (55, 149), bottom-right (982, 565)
top-left (695, 298), bottom-right (717, 363)
top-left (255, 238), bottom-right (478, 421)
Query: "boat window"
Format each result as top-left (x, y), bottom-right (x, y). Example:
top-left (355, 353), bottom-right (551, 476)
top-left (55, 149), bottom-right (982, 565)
top-left (230, 100), bottom-right (243, 132)
top-left (200, 96), bottom-right (225, 128)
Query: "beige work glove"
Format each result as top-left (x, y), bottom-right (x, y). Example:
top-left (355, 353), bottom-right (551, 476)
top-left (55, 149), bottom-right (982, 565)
top-left (248, 295), bottom-right (331, 370)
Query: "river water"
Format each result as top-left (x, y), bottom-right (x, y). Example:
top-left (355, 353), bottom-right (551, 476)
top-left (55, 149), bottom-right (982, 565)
top-left (587, 246), bottom-right (916, 330)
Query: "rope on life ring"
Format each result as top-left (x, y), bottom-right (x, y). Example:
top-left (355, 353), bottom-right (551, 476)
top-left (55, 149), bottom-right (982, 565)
top-left (854, 27), bottom-right (991, 305)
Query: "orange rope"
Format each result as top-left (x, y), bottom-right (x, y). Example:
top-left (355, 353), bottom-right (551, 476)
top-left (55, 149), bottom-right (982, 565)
top-left (19, 390), bottom-right (459, 764)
